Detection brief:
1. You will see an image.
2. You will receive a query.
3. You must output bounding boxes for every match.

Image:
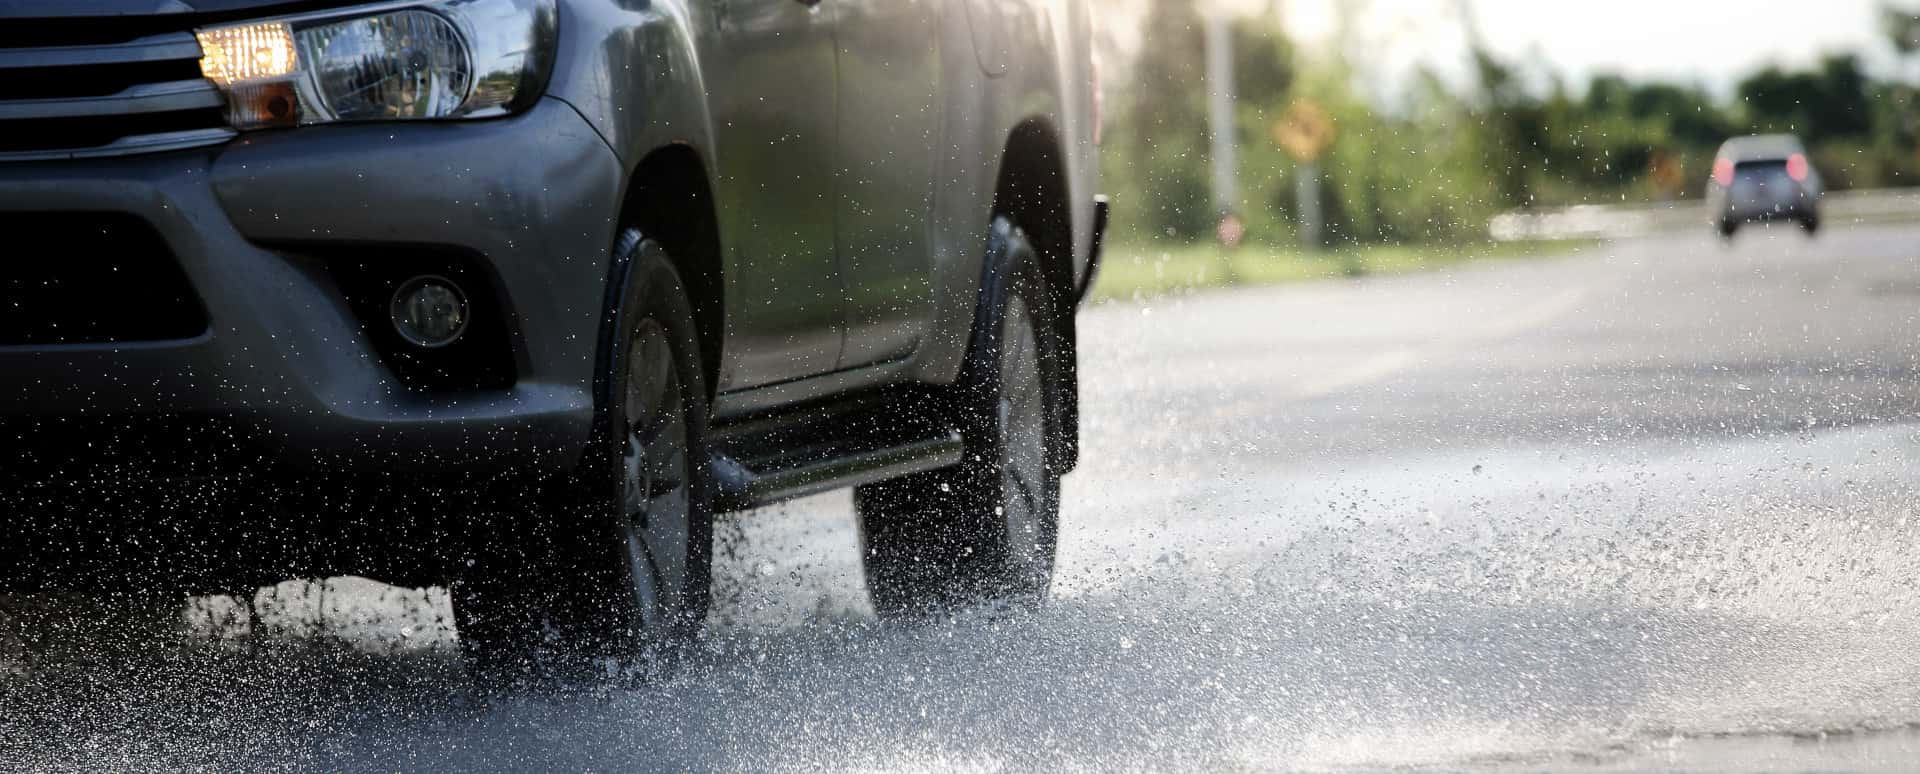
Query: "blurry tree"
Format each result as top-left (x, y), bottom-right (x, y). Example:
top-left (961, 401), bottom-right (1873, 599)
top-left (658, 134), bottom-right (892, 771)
top-left (1230, 16), bottom-right (1294, 107)
top-left (1553, 73), bottom-right (1724, 200)
top-left (1227, 14), bottom-right (1299, 244)
top-left (1456, 0), bottom-right (1545, 209)
top-left (1096, 0), bottom-right (1920, 253)
top-left (1115, 0), bottom-right (1213, 241)
top-left (1736, 55), bottom-right (1873, 142)
top-left (1583, 77), bottom-right (1726, 146)
top-left (1879, 2), bottom-right (1920, 185)
top-left (1884, 3), bottom-right (1920, 56)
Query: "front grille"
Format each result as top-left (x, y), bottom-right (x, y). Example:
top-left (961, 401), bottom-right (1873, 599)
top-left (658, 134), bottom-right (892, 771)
top-left (3, 108), bottom-right (230, 154)
top-left (0, 20), bottom-right (233, 161)
top-left (0, 212), bottom-right (209, 345)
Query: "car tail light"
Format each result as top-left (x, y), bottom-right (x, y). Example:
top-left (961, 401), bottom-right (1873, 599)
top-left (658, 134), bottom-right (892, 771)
top-left (1787, 153), bottom-right (1809, 182)
top-left (1712, 158), bottom-right (1734, 187)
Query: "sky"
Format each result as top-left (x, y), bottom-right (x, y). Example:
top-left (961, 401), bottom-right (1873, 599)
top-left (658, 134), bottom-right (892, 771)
top-left (1219, 0), bottom-right (1903, 96)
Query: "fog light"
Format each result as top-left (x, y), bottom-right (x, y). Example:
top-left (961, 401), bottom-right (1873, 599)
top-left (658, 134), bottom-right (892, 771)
top-left (389, 276), bottom-right (468, 348)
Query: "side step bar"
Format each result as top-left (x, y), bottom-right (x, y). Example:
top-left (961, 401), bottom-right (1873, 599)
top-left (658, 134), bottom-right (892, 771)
top-left (707, 389), bottom-right (965, 512)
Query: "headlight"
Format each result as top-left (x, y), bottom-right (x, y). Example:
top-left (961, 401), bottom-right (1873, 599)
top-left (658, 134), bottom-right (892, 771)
top-left (195, 0), bottom-right (556, 130)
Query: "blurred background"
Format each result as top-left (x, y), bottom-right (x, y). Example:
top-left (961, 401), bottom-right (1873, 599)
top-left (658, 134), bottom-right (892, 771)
top-left (1091, 0), bottom-right (1920, 296)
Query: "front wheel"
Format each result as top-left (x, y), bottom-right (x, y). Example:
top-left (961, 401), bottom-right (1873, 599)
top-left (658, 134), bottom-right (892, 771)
top-left (453, 231), bottom-right (713, 685)
top-left (856, 219), bottom-right (1062, 617)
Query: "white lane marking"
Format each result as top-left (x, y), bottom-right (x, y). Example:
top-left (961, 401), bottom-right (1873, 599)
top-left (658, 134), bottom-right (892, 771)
top-left (1290, 288), bottom-right (1589, 400)
top-left (1468, 288), bottom-right (1589, 341)
top-left (1294, 349), bottom-right (1421, 400)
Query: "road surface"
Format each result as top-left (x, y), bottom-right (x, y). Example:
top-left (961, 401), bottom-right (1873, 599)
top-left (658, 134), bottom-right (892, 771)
top-left (5, 222), bottom-right (1920, 771)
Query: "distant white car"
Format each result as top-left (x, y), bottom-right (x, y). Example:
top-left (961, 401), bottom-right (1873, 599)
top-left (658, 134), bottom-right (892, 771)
top-left (1707, 134), bottom-right (1823, 238)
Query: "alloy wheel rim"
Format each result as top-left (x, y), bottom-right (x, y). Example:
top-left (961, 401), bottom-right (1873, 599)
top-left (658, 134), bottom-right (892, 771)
top-left (620, 319), bottom-right (692, 633)
top-left (997, 295), bottom-right (1049, 580)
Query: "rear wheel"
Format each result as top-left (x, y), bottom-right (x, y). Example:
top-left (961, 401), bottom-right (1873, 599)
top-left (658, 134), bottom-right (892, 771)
top-left (453, 231), bottom-right (712, 685)
top-left (856, 218), bottom-right (1061, 617)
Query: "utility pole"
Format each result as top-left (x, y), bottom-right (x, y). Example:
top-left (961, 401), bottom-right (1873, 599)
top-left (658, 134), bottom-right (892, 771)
top-left (1203, 10), bottom-right (1238, 221)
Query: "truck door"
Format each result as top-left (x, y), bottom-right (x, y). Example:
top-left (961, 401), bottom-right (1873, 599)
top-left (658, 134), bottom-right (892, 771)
top-left (831, 0), bottom-right (940, 368)
top-left (704, 0), bottom-right (843, 388)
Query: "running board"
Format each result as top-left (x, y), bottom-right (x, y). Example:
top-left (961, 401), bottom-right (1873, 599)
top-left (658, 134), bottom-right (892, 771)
top-left (707, 389), bottom-right (964, 511)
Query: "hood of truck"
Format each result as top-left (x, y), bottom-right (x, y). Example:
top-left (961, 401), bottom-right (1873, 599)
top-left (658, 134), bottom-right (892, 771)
top-left (1, 0), bottom-right (365, 17)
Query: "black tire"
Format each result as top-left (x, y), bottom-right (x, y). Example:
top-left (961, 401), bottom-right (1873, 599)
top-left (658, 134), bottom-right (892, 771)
top-left (453, 230), bottom-right (713, 685)
top-left (855, 217), bottom-right (1062, 617)
top-left (1718, 220), bottom-right (1738, 240)
top-left (1800, 215), bottom-right (1820, 235)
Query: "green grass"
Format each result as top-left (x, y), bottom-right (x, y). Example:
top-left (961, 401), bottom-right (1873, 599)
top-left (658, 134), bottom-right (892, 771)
top-left (1087, 239), bottom-right (1594, 303)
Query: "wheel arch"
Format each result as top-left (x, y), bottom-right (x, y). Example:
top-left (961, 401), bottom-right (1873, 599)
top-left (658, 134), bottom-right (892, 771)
top-left (991, 118), bottom-right (1076, 324)
top-left (553, 0), bottom-right (726, 404)
top-left (605, 144), bottom-right (726, 408)
top-left (989, 118), bottom-right (1080, 471)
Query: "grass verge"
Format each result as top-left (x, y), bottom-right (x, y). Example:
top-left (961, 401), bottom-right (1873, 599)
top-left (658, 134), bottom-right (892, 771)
top-left (1086, 239), bottom-right (1594, 303)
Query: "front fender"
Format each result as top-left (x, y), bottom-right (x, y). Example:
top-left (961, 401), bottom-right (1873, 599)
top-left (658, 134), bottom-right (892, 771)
top-left (549, 0), bottom-right (718, 173)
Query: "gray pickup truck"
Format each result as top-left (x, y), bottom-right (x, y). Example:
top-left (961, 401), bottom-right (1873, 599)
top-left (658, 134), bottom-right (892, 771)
top-left (0, 0), bottom-right (1106, 677)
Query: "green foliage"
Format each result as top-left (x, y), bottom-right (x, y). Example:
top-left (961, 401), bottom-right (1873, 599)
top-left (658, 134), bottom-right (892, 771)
top-left (1104, 6), bottom-right (1919, 252)
top-left (1112, 0), bottom-right (1212, 241)
top-left (1230, 17), bottom-right (1294, 107)
top-left (1584, 76), bottom-right (1729, 145)
top-left (1883, 3), bottom-right (1920, 55)
top-left (1737, 55), bottom-right (1874, 141)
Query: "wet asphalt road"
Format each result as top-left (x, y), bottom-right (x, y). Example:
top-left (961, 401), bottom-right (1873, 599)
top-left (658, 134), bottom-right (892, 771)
top-left (6, 222), bottom-right (1920, 771)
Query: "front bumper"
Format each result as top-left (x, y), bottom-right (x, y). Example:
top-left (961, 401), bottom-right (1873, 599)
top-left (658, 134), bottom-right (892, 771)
top-left (0, 97), bottom-right (622, 476)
